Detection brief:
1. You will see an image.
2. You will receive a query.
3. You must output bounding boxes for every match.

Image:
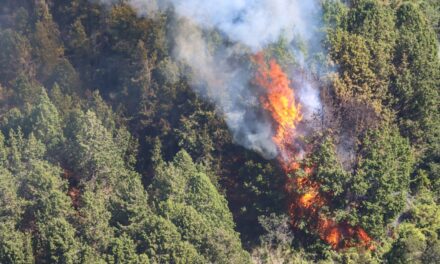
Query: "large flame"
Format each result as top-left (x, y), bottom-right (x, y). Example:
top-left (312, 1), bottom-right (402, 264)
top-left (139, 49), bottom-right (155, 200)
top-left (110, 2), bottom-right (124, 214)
top-left (254, 53), bottom-right (302, 153)
top-left (253, 53), bottom-right (373, 250)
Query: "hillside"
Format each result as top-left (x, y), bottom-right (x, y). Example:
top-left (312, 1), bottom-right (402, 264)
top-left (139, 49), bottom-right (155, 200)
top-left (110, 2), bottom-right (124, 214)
top-left (0, 0), bottom-right (439, 263)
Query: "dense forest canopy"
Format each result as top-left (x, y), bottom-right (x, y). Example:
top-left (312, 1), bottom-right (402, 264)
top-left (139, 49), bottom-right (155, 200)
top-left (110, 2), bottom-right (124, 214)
top-left (0, 0), bottom-right (438, 263)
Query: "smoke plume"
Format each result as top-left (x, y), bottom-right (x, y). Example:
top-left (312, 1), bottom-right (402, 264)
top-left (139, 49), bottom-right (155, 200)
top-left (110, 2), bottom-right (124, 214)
top-left (98, 0), bottom-right (324, 158)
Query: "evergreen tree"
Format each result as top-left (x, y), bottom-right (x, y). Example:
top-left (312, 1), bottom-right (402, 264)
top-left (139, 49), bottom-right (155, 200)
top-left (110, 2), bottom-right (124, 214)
top-left (0, 222), bottom-right (33, 264)
top-left (0, 29), bottom-right (32, 85)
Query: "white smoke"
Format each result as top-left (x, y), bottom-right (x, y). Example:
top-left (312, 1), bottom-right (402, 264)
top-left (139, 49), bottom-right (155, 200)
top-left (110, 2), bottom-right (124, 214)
top-left (172, 18), bottom-right (279, 157)
top-left (298, 82), bottom-right (321, 119)
top-left (170, 0), bottom-right (320, 51)
top-left (97, 0), bottom-right (324, 158)
top-left (97, 0), bottom-right (322, 49)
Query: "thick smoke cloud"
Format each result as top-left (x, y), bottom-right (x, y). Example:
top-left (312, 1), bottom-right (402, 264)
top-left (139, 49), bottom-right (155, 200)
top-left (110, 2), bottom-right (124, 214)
top-left (170, 0), bottom-right (321, 51)
top-left (98, 0), bottom-right (323, 158)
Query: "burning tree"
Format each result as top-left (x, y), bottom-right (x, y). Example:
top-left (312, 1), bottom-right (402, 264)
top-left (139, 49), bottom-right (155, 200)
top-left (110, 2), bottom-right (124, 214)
top-left (253, 52), bottom-right (374, 250)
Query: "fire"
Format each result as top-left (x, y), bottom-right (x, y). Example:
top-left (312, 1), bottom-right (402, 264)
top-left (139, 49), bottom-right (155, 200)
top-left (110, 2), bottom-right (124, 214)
top-left (299, 191), bottom-right (317, 208)
top-left (254, 52), bottom-right (302, 162)
top-left (326, 227), bottom-right (342, 248)
top-left (253, 52), bottom-right (373, 250)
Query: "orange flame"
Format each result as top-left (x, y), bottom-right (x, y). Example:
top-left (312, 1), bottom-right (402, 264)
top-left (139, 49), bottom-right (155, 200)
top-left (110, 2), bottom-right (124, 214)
top-left (254, 52), bottom-right (302, 164)
top-left (253, 52), bottom-right (373, 250)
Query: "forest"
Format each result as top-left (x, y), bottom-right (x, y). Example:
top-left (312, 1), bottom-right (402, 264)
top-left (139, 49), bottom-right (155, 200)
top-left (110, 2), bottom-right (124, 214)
top-left (0, 0), bottom-right (438, 263)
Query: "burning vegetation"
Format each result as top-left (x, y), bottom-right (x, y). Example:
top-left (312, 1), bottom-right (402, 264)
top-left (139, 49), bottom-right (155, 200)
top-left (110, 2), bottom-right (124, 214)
top-left (254, 52), bottom-right (374, 250)
top-left (0, 0), bottom-right (437, 262)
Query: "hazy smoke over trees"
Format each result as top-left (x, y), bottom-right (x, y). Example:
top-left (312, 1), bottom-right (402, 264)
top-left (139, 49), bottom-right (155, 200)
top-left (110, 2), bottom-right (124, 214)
top-left (99, 0), bottom-right (323, 158)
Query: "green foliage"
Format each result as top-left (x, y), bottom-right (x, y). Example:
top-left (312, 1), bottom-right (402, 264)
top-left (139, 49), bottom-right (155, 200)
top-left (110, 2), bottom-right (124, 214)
top-left (107, 234), bottom-right (149, 264)
top-left (386, 223), bottom-right (427, 264)
top-left (65, 110), bottom-right (124, 185)
top-left (421, 0), bottom-right (440, 38)
top-left (300, 126), bottom-right (414, 240)
top-left (151, 150), bottom-right (252, 263)
top-left (0, 0), bottom-right (438, 263)
top-left (391, 3), bottom-right (440, 195)
top-left (18, 159), bottom-right (72, 223)
top-left (312, 137), bottom-right (350, 197)
top-left (153, 150), bottom-right (234, 228)
top-left (329, 29), bottom-right (379, 108)
top-left (0, 29), bottom-right (32, 84)
top-left (347, 0), bottom-right (396, 99)
top-left (407, 188), bottom-right (440, 240)
top-left (132, 214), bottom-right (206, 263)
top-left (46, 58), bottom-right (81, 94)
top-left (322, 0), bottom-right (349, 29)
top-left (10, 74), bottom-right (40, 105)
top-left (354, 126), bottom-right (414, 236)
top-left (77, 189), bottom-right (114, 252)
top-left (36, 217), bottom-right (80, 264)
top-left (326, 247), bottom-right (379, 264)
top-left (0, 221), bottom-right (33, 264)
top-left (110, 171), bottom-right (150, 226)
top-left (28, 88), bottom-right (63, 149)
top-left (393, 3), bottom-right (440, 140)
top-left (0, 167), bottom-right (22, 222)
top-left (423, 239), bottom-right (440, 264)
top-left (1, 87), bottom-right (63, 151)
top-left (32, 1), bottom-right (64, 81)
top-left (175, 113), bottom-right (215, 165)
top-left (383, 187), bottom-right (440, 263)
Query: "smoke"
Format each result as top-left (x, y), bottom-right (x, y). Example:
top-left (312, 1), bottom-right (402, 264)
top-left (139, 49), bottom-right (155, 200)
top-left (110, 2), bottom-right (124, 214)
top-left (124, 0), bottom-right (159, 17)
top-left (172, 19), bottom-right (278, 158)
top-left (298, 82), bottom-right (321, 120)
top-left (97, 0), bottom-right (324, 158)
top-left (170, 0), bottom-right (321, 51)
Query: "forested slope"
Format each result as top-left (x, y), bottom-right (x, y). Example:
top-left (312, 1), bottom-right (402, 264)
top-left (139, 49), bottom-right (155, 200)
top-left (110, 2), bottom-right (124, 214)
top-left (0, 0), bottom-right (438, 263)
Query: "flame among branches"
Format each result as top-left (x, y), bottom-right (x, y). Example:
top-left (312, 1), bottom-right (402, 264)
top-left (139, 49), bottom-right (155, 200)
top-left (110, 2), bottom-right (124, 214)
top-left (253, 52), bottom-right (374, 250)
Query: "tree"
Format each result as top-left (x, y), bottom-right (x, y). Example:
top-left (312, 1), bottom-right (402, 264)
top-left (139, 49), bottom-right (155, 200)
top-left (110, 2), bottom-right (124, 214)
top-left (27, 88), bottom-right (63, 149)
top-left (17, 158), bottom-right (72, 224)
top-left (131, 214), bottom-right (205, 264)
top-left (423, 239), bottom-right (440, 264)
top-left (107, 234), bottom-right (149, 264)
top-left (2, 87), bottom-right (63, 152)
top-left (0, 29), bottom-right (32, 85)
top-left (386, 223), bottom-right (427, 264)
top-left (258, 213), bottom-right (294, 249)
top-left (46, 58), bottom-right (81, 95)
top-left (150, 150), bottom-right (252, 263)
top-left (322, 0), bottom-right (349, 29)
top-left (407, 188), bottom-right (440, 240)
top-left (354, 125), bottom-right (414, 237)
top-left (328, 29), bottom-right (382, 139)
top-left (121, 40), bottom-right (152, 115)
top-left (36, 217), bottom-right (80, 264)
top-left (32, 0), bottom-right (64, 81)
top-left (0, 167), bottom-right (22, 223)
top-left (65, 18), bottom-right (90, 60)
top-left (152, 150), bottom-right (235, 229)
top-left (77, 189), bottom-right (114, 252)
top-left (110, 171), bottom-right (150, 226)
top-left (0, 221), bottom-right (33, 264)
top-left (393, 3), bottom-right (439, 138)
top-left (10, 74), bottom-right (40, 105)
top-left (49, 83), bottom-right (76, 118)
top-left (312, 136), bottom-right (350, 197)
top-left (346, 0), bottom-right (396, 103)
top-left (65, 110), bottom-right (123, 185)
top-left (392, 2), bottom-right (440, 192)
